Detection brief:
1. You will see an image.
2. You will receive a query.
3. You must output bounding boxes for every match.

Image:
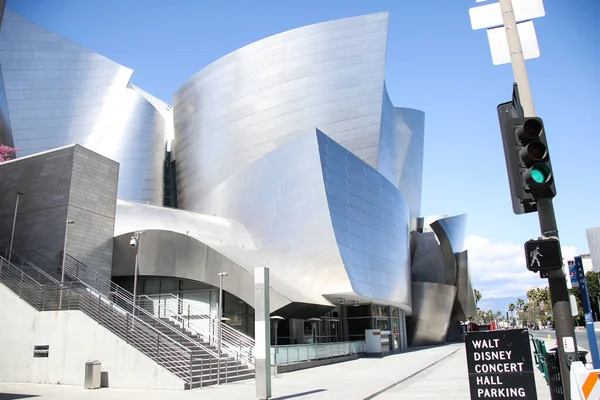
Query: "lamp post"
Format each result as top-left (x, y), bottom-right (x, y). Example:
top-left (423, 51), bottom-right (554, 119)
top-left (8, 191), bottom-right (24, 258)
top-left (217, 271), bottom-right (228, 384)
top-left (130, 231), bottom-right (142, 331)
top-left (306, 318), bottom-right (322, 344)
top-left (270, 316), bottom-right (285, 378)
top-left (59, 219), bottom-right (75, 308)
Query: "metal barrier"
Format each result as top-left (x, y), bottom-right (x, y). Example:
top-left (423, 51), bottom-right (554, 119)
top-left (270, 341), bottom-right (366, 365)
top-left (138, 293), bottom-right (255, 369)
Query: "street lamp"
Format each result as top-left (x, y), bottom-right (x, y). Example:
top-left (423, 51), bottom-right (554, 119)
top-left (59, 219), bottom-right (75, 308)
top-left (8, 191), bottom-right (24, 258)
top-left (270, 316), bottom-right (285, 378)
top-left (217, 271), bottom-right (228, 384)
top-left (306, 318), bottom-right (322, 344)
top-left (130, 231), bottom-right (143, 330)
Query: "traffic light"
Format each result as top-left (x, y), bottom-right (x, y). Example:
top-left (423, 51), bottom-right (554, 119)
top-left (524, 238), bottom-right (563, 272)
top-left (498, 105), bottom-right (556, 214)
top-left (510, 117), bottom-right (555, 197)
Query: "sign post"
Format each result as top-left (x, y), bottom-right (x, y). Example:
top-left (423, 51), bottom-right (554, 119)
top-left (254, 267), bottom-right (272, 400)
top-left (573, 256), bottom-right (600, 368)
top-left (465, 329), bottom-right (537, 399)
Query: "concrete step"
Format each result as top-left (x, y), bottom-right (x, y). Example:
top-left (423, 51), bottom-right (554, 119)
top-left (191, 359), bottom-right (239, 368)
top-left (188, 371), bottom-right (255, 389)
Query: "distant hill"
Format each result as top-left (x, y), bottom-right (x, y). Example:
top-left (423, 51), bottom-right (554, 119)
top-left (478, 297), bottom-right (520, 316)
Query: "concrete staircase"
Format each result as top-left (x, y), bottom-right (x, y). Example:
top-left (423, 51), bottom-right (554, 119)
top-left (137, 314), bottom-right (255, 387)
top-left (0, 246), bottom-right (254, 389)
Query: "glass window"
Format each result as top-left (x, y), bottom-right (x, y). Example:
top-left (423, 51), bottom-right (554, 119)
top-left (143, 278), bottom-right (160, 294)
top-left (159, 278), bottom-right (178, 293)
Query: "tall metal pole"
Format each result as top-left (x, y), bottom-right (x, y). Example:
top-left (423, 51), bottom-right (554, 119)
top-left (255, 267), bottom-right (271, 400)
top-left (574, 256), bottom-right (600, 368)
top-left (9, 192), bottom-right (24, 257)
top-left (131, 232), bottom-right (140, 331)
top-left (498, 1), bottom-right (577, 397)
top-left (59, 219), bottom-right (74, 308)
top-left (217, 271), bottom-right (228, 384)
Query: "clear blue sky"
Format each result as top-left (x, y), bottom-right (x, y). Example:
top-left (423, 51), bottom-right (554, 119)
top-left (7, 0), bottom-right (599, 255)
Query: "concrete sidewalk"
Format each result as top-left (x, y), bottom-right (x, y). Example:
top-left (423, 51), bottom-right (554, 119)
top-left (0, 343), bottom-right (552, 399)
top-left (373, 346), bottom-right (552, 399)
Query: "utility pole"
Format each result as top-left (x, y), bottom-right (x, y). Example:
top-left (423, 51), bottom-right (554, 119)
top-left (498, 0), bottom-right (577, 396)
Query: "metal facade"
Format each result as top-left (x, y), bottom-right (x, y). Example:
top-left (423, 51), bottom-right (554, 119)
top-left (0, 10), bottom-right (477, 337)
top-left (407, 214), bottom-right (475, 345)
top-left (173, 12), bottom-right (424, 216)
top-left (0, 10), bottom-right (168, 203)
top-left (195, 129), bottom-right (412, 309)
top-left (378, 87), bottom-right (425, 219)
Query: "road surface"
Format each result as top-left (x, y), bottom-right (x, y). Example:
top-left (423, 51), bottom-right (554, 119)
top-left (529, 329), bottom-right (600, 356)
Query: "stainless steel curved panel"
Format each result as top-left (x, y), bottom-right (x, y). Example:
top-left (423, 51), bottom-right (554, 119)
top-left (455, 250), bottom-right (476, 319)
top-left (196, 129), bottom-right (351, 302)
top-left (318, 131), bottom-right (411, 307)
top-left (407, 282), bottom-right (457, 346)
top-left (194, 129), bottom-right (411, 309)
top-left (378, 86), bottom-right (425, 218)
top-left (113, 200), bottom-right (332, 312)
top-left (173, 12), bottom-right (391, 210)
top-left (430, 214), bottom-right (467, 254)
top-left (0, 11), bottom-right (166, 203)
top-left (430, 213), bottom-right (468, 286)
top-left (410, 231), bottom-right (446, 284)
top-left (112, 230), bottom-right (293, 313)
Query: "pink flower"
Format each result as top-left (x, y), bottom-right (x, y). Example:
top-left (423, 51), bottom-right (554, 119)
top-left (0, 144), bottom-right (18, 162)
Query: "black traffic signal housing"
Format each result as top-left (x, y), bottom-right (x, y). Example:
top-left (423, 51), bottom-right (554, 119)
top-left (498, 104), bottom-right (556, 214)
top-left (524, 238), bottom-right (563, 272)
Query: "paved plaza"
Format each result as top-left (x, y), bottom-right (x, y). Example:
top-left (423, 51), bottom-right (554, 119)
top-left (0, 343), bottom-right (551, 399)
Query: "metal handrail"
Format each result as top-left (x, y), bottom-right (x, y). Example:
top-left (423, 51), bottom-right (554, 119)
top-left (2, 251), bottom-right (238, 387)
top-left (139, 293), bottom-right (255, 367)
top-left (54, 251), bottom-right (224, 362)
top-left (0, 255), bottom-right (210, 387)
top-left (141, 292), bottom-right (255, 348)
top-left (0, 256), bottom-right (44, 308)
top-left (0, 245), bottom-right (59, 285)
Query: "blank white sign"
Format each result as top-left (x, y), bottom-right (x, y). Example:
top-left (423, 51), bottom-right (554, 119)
top-left (487, 20), bottom-right (540, 65)
top-left (469, 0), bottom-right (545, 30)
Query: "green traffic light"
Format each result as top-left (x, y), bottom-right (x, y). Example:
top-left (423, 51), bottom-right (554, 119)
top-left (531, 164), bottom-right (551, 184)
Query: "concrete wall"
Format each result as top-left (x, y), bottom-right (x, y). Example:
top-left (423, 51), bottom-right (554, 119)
top-left (65, 146), bottom-right (119, 277)
top-left (0, 145), bottom-right (118, 278)
top-left (0, 284), bottom-right (184, 390)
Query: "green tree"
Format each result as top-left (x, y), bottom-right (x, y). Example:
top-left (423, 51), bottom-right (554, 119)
top-left (585, 271), bottom-right (600, 319)
top-left (474, 289), bottom-right (482, 305)
top-left (525, 287), bottom-right (552, 327)
top-left (517, 298), bottom-right (525, 311)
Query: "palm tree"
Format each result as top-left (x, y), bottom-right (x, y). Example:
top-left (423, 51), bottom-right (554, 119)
top-left (508, 303), bottom-right (515, 317)
top-left (516, 298), bottom-right (526, 327)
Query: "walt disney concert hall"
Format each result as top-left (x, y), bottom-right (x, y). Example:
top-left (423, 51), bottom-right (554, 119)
top-left (0, 7), bottom-right (475, 389)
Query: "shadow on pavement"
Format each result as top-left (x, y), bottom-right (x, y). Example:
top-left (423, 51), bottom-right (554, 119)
top-left (271, 389), bottom-right (327, 399)
top-left (385, 343), bottom-right (462, 356)
top-left (0, 394), bottom-right (40, 400)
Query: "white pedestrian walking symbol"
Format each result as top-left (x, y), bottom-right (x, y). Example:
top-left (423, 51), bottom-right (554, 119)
top-left (530, 246), bottom-right (543, 268)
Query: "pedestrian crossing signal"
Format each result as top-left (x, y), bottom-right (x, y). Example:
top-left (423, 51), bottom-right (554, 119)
top-left (524, 238), bottom-right (563, 272)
